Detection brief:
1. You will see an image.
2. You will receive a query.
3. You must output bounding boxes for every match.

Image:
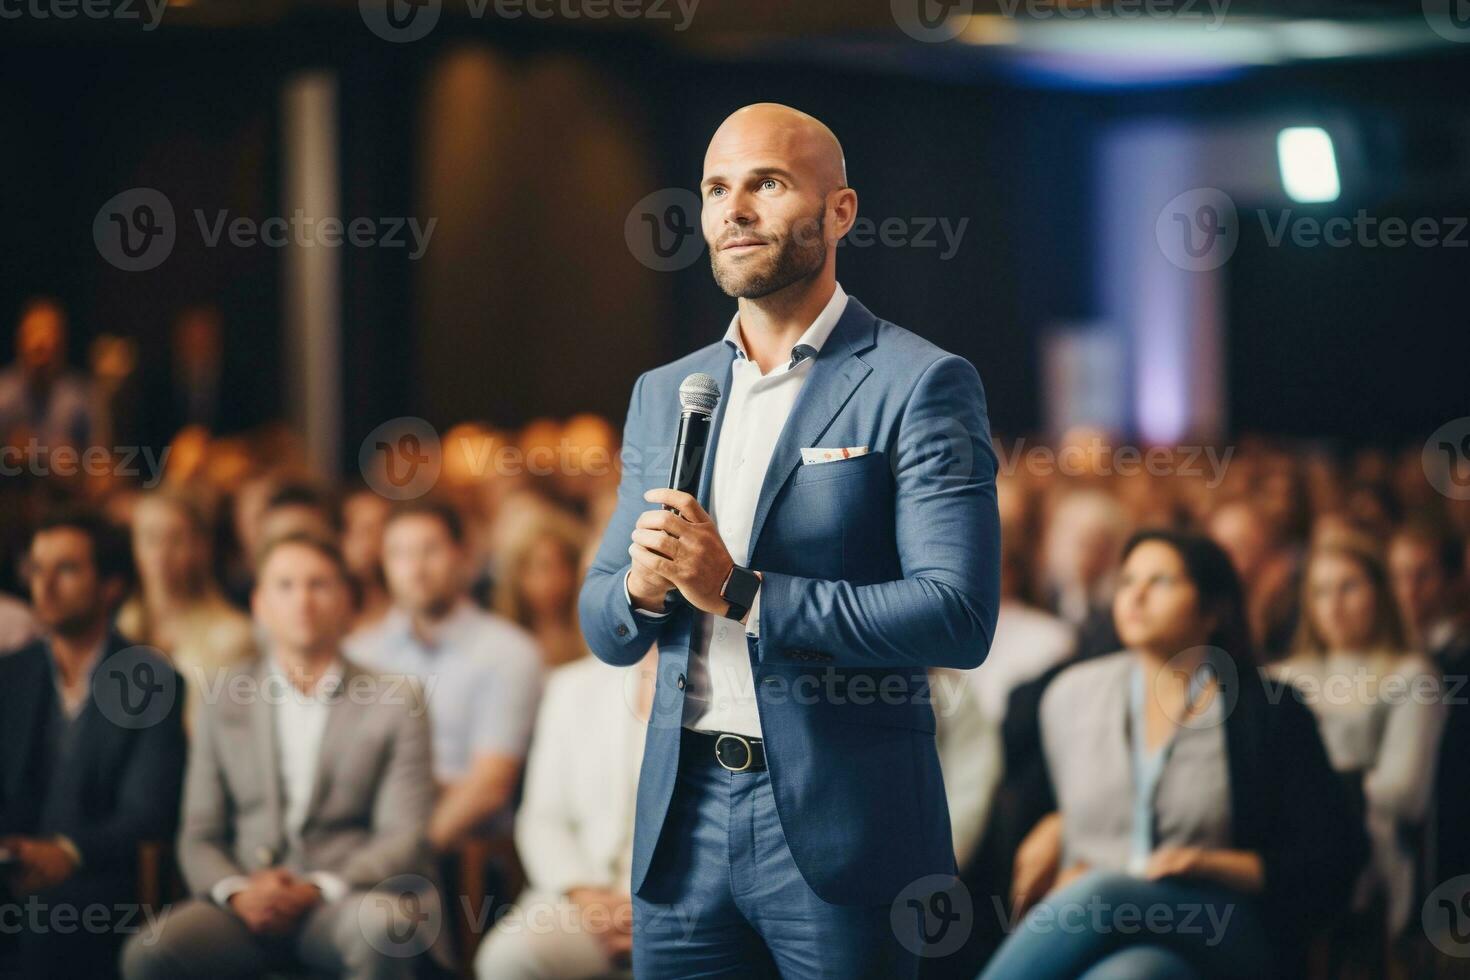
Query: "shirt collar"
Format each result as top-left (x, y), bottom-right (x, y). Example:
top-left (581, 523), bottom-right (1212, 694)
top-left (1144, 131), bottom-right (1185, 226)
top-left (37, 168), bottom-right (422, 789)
top-left (266, 653), bottom-right (346, 701)
top-left (722, 281), bottom-right (848, 372)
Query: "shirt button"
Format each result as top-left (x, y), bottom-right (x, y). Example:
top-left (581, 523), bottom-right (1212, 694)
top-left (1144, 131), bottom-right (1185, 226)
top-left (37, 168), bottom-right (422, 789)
top-left (717, 626), bottom-right (728, 640)
top-left (676, 674), bottom-right (686, 690)
top-left (615, 624), bottom-right (630, 637)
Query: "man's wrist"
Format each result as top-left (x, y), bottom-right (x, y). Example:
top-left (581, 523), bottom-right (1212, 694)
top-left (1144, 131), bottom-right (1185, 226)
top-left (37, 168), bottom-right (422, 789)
top-left (624, 569), bottom-right (670, 618)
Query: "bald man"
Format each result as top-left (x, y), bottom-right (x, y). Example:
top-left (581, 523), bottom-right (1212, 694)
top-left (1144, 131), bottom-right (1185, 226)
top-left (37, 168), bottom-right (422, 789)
top-left (580, 104), bottom-right (1001, 977)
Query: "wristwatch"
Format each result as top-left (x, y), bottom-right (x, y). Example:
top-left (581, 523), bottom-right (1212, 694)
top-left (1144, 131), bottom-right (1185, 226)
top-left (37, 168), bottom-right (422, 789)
top-left (720, 564), bottom-right (761, 623)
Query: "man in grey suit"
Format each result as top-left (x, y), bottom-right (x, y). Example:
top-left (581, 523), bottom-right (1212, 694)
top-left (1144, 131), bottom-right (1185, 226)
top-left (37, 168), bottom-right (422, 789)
top-left (123, 531), bottom-right (441, 980)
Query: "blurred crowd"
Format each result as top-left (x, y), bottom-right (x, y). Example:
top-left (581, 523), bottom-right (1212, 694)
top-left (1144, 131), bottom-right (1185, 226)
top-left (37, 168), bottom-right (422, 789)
top-left (1, 295), bottom-right (1469, 979)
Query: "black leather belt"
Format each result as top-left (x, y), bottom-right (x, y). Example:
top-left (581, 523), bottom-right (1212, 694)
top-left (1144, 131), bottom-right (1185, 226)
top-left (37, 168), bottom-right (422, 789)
top-left (682, 727), bottom-right (766, 773)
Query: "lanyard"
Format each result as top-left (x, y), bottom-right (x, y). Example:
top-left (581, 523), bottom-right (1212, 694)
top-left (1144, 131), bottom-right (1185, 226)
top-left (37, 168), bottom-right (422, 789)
top-left (1127, 658), bottom-right (1212, 874)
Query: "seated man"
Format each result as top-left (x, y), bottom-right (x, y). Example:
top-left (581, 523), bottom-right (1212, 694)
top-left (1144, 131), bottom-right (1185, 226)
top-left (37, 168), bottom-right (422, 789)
top-left (474, 648), bottom-right (654, 980)
top-left (0, 509), bottom-right (186, 980)
top-left (347, 500), bottom-right (543, 851)
top-left (123, 532), bottom-right (442, 980)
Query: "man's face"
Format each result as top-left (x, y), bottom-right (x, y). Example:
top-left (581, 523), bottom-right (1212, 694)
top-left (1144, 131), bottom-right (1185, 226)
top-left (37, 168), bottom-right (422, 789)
top-left (18, 306), bottom-right (65, 375)
top-left (381, 515), bottom-right (462, 617)
top-left (701, 129), bottom-right (831, 299)
top-left (252, 543), bottom-right (351, 655)
top-left (27, 528), bottom-right (107, 636)
top-left (1388, 536), bottom-right (1445, 631)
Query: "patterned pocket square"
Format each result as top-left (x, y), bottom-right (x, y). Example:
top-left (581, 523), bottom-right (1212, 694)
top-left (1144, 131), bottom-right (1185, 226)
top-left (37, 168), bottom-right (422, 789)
top-left (801, 446), bottom-right (870, 465)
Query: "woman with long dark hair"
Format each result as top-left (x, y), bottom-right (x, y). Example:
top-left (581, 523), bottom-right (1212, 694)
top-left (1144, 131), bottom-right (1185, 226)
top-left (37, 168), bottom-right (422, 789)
top-left (981, 530), bottom-right (1367, 980)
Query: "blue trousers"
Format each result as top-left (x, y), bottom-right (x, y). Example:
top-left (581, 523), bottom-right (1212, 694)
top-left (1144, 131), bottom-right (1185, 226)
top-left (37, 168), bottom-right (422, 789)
top-left (632, 730), bottom-right (919, 979)
top-left (978, 869), bottom-right (1273, 980)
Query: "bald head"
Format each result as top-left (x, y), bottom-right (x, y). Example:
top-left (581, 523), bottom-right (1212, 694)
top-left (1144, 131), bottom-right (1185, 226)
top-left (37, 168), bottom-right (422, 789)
top-left (705, 103), bottom-right (847, 194)
top-left (701, 104), bottom-right (856, 301)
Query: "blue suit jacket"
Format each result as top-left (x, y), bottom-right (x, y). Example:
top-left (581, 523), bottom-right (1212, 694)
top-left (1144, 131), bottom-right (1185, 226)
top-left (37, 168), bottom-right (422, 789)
top-left (579, 296), bottom-right (1001, 906)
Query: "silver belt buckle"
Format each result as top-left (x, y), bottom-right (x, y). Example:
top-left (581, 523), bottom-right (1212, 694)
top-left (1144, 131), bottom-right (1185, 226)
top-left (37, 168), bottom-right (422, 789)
top-left (714, 733), bottom-right (754, 773)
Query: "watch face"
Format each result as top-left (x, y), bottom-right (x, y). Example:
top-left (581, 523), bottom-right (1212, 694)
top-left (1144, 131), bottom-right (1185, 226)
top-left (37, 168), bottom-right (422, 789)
top-left (723, 565), bottom-right (760, 606)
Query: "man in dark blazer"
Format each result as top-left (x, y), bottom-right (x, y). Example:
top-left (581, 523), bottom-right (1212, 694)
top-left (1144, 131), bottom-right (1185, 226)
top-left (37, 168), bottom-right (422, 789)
top-left (0, 509), bottom-right (186, 980)
top-left (580, 104), bottom-right (1001, 977)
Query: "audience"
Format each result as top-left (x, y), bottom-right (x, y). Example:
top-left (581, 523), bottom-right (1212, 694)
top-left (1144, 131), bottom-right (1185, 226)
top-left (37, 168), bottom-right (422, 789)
top-left (474, 646), bottom-right (654, 980)
top-left (340, 485), bottom-right (394, 633)
top-left (493, 506), bottom-right (591, 668)
top-left (346, 500), bottom-right (544, 852)
top-left (116, 488), bottom-right (255, 727)
top-left (0, 297), bottom-right (95, 455)
top-left (123, 532), bottom-right (441, 980)
top-left (985, 530), bottom-right (1366, 980)
top-left (1268, 535), bottom-right (1447, 944)
top-left (0, 509), bottom-right (186, 980)
top-left (2, 348), bottom-right (1468, 980)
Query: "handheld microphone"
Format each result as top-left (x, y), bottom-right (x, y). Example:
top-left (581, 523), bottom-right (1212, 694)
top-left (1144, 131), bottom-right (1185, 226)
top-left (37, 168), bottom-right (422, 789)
top-left (662, 372), bottom-right (721, 609)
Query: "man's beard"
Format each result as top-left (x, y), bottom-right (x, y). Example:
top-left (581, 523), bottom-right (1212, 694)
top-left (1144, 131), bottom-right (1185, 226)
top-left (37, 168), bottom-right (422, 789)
top-left (710, 209), bottom-right (827, 299)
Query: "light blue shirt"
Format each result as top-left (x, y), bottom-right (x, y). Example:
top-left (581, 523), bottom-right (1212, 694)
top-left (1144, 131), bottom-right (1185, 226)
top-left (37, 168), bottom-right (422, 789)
top-left (346, 600), bottom-right (544, 781)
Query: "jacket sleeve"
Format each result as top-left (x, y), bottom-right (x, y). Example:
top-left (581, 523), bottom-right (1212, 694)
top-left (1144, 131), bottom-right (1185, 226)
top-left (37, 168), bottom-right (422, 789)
top-left (754, 354), bottom-right (1001, 670)
top-left (1260, 688), bottom-right (1370, 938)
top-left (340, 681), bottom-right (436, 886)
top-left (177, 695), bottom-right (248, 896)
top-left (67, 660), bottom-right (187, 872)
top-left (578, 371), bottom-right (674, 667)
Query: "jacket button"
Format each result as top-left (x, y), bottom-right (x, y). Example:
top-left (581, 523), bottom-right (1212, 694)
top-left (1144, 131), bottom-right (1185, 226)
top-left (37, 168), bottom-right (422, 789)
top-left (615, 624), bottom-right (630, 637)
top-left (676, 673), bottom-right (686, 690)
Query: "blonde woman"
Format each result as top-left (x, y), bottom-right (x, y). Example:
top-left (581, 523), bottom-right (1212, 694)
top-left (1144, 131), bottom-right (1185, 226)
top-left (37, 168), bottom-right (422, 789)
top-left (1267, 533), bottom-right (1447, 942)
top-left (494, 506), bottom-right (589, 668)
top-left (118, 487), bottom-right (254, 727)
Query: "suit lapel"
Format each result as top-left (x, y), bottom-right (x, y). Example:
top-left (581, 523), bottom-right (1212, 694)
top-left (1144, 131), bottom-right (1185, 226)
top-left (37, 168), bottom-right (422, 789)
top-left (305, 663), bottom-right (355, 821)
top-left (251, 658), bottom-right (285, 854)
top-left (744, 298), bottom-right (877, 559)
top-left (696, 346), bottom-right (736, 510)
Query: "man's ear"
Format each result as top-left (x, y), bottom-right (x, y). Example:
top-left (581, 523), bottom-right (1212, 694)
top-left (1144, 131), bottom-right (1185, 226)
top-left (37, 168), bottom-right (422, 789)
top-left (829, 186), bottom-right (859, 243)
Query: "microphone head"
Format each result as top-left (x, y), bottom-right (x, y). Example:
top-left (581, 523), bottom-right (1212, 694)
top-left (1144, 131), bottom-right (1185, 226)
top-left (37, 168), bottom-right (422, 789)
top-left (678, 373), bottom-right (721, 417)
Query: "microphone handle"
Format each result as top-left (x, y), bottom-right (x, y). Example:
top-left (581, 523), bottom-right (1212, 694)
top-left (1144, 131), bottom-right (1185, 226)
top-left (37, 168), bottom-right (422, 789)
top-left (662, 409), bottom-right (712, 610)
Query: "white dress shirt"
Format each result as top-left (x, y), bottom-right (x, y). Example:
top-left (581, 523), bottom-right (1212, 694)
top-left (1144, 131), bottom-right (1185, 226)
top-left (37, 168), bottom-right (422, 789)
top-left (211, 656), bottom-right (350, 907)
top-left (626, 283), bottom-right (850, 737)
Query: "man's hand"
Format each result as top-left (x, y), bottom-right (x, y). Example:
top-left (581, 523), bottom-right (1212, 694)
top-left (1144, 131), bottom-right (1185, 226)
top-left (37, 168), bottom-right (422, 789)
top-left (630, 489), bottom-right (742, 618)
top-left (229, 869), bottom-right (317, 935)
top-left (6, 837), bottom-right (78, 894)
